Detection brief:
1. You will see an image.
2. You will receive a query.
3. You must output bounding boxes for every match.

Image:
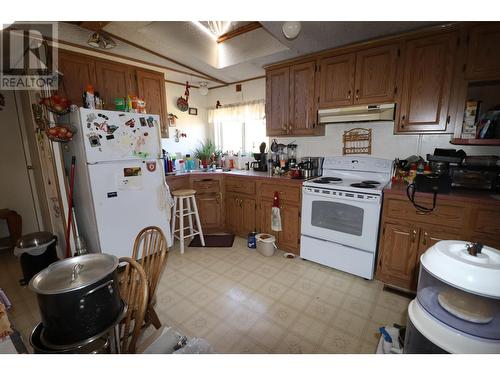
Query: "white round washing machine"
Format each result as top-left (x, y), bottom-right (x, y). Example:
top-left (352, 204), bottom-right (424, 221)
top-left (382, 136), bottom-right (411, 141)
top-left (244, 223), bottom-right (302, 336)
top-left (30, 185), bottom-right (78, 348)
top-left (404, 240), bottom-right (500, 354)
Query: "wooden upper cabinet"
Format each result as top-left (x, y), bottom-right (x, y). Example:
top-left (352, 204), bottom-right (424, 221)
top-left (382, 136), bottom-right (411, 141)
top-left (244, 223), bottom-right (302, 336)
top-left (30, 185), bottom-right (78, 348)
top-left (289, 61), bottom-right (317, 135)
top-left (136, 69), bottom-right (168, 137)
top-left (466, 23), bottom-right (500, 80)
top-left (95, 60), bottom-right (136, 110)
top-left (266, 67), bottom-right (289, 136)
top-left (58, 51), bottom-right (97, 106)
top-left (397, 32), bottom-right (457, 133)
top-left (354, 44), bottom-right (399, 105)
top-left (318, 53), bottom-right (356, 108)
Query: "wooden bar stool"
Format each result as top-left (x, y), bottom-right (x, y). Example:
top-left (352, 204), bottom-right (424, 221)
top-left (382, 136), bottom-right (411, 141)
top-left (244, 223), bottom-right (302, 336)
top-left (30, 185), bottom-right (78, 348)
top-left (170, 189), bottom-right (205, 254)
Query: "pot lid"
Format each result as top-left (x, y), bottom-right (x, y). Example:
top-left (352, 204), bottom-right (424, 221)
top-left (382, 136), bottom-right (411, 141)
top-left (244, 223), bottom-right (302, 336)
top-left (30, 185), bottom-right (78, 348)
top-left (421, 240), bottom-right (500, 298)
top-left (17, 231), bottom-right (54, 248)
top-left (29, 253), bottom-right (118, 295)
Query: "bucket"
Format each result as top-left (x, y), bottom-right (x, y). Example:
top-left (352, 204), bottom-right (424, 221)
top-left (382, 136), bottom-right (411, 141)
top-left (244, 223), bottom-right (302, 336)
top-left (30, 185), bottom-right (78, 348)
top-left (255, 233), bottom-right (276, 257)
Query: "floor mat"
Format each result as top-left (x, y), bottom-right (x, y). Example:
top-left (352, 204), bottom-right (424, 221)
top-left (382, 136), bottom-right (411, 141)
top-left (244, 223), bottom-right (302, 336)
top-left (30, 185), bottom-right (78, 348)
top-left (188, 234), bottom-right (235, 247)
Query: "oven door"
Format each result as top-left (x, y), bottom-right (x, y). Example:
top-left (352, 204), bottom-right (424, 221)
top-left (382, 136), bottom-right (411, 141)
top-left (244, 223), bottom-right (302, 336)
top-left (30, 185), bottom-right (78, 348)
top-left (301, 188), bottom-right (381, 252)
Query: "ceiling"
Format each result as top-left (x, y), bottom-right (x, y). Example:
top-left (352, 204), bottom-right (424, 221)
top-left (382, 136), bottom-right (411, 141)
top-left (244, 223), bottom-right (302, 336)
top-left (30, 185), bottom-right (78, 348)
top-left (56, 21), bottom-right (440, 87)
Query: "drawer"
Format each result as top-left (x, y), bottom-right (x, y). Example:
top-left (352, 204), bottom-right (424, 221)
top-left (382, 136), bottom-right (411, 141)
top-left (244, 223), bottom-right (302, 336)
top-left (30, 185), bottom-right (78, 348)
top-left (471, 207), bottom-right (500, 236)
top-left (193, 178), bottom-right (220, 194)
top-left (384, 197), bottom-right (466, 229)
top-left (166, 176), bottom-right (190, 192)
top-left (225, 176), bottom-right (255, 195)
top-left (260, 183), bottom-right (300, 203)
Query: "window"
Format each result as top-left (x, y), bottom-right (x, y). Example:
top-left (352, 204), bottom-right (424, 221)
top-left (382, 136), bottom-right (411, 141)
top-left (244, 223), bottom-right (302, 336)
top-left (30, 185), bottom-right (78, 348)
top-left (208, 100), bottom-right (267, 154)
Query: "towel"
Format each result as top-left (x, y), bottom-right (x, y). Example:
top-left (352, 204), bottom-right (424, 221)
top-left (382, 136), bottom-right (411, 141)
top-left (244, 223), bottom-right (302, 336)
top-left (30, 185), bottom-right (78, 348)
top-left (271, 192), bottom-right (282, 232)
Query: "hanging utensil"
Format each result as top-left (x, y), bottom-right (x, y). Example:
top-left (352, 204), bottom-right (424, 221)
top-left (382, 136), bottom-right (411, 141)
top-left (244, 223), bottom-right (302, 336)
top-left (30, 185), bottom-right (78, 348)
top-left (270, 139), bottom-right (279, 152)
top-left (176, 81), bottom-right (190, 112)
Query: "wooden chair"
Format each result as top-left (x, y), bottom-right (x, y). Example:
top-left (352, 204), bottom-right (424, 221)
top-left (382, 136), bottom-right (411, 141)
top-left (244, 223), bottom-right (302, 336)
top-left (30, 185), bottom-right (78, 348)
top-left (118, 257), bottom-right (148, 354)
top-left (132, 226), bottom-right (169, 329)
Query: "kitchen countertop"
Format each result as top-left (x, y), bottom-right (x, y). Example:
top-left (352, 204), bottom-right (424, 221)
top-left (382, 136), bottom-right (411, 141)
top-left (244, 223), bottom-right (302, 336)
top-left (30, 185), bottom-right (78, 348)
top-left (166, 169), bottom-right (307, 184)
top-left (384, 182), bottom-right (500, 206)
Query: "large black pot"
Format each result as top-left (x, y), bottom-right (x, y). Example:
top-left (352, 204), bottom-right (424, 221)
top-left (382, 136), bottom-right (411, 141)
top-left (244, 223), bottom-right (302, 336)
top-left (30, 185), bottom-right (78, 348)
top-left (29, 253), bottom-right (121, 347)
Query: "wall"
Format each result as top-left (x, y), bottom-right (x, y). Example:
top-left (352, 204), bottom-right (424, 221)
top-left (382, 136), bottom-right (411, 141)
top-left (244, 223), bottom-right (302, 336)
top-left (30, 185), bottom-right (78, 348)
top-left (161, 82), bottom-right (209, 156)
top-left (207, 78), bottom-right (265, 105)
top-left (208, 79), bottom-right (500, 159)
top-left (0, 90), bottom-right (39, 237)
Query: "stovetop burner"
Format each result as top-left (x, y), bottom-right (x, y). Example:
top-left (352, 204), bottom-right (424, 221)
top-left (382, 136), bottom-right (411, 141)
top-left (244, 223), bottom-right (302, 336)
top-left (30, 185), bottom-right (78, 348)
top-left (351, 183), bottom-right (377, 189)
top-left (314, 177), bottom-right (343, 184)
top-left (361, 180), bottom-right (381, 185)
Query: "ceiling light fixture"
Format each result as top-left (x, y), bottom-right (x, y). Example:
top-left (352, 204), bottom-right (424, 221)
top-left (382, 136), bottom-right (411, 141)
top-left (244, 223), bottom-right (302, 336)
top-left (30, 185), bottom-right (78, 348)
top-left (87, 24), bottom-right (116, 49)
top-left (198, 82), bottom-right (209, 96)
top-left (192, 21), bottom-right (217, 40)
top-left (282, 21), bottom-right (301, 40)
top-left (191, 21), bottom-right (232, 40)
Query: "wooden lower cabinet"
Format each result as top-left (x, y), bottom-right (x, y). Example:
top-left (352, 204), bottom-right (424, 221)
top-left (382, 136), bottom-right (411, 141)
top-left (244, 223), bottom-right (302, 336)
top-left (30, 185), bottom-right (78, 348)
top-left (196, 193), bottom-right (222, 233)
top-left (167, 174), bottom-right (302, 253)
top-left (376, 194), bottom-right (500, 292)
top-left (277, 204), bottom-right (301, 253)
top-left (377, 222), bottom-right (419, 290)
top-left (259, 198), bottom-right (301, 255)
top-left (225, 193), bottom-right (256, 237)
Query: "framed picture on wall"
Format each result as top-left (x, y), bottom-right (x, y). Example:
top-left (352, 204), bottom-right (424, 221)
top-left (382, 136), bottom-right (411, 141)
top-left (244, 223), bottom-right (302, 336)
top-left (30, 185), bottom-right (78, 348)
top-left (188, 107), bottom-right (198, 116)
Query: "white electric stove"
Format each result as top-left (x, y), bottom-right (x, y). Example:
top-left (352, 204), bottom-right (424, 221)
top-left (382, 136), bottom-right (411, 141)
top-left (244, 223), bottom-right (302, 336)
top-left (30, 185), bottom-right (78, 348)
top-left (300, 156), bottom-right (393, 279)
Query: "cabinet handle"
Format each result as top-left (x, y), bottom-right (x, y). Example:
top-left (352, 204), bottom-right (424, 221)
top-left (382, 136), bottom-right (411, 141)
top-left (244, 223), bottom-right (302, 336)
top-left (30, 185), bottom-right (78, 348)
top-left (355, 89), bottom-right (359, 100)
top-left (347, 90), bottom-right (351, 100)
top-left (411, 229), bottom-right (417, 242)
top-left (239, 199), bottom-right (243, 208)
top-left (289, 124), bottom-right (292, 132)
top-left (423, 232), bottom-right (428, 246)
top-left (400, 115), bottom-right (406, 128)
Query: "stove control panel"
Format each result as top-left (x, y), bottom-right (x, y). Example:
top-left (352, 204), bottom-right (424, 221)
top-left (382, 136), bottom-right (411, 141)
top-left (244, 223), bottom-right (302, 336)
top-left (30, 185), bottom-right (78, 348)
top-left (304, 187), bottom-right (381, 203)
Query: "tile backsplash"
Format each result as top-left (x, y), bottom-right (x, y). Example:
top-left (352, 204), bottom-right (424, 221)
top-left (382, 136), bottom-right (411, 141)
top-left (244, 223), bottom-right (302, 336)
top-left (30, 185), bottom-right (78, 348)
top-left (273, 121), bottom-right (500, 160)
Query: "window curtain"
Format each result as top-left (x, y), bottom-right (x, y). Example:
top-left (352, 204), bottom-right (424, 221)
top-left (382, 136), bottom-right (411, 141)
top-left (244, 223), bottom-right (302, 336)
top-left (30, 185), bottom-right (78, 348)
top-left (207, 99), bottom-right (265, 124)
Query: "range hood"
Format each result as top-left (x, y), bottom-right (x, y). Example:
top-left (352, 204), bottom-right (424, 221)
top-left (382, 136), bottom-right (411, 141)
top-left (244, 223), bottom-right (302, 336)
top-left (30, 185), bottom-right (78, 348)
top-left (318, 103), bottom-right (395, 124)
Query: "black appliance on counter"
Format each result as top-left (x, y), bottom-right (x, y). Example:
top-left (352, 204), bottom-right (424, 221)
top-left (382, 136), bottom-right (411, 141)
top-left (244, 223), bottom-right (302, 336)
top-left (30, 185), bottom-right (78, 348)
top-left (427, 149), bottom-right (500, 192)
top-left (251, 153), bottom-right (268, 172)
top-left (251, 142), bottom-right (268, 172)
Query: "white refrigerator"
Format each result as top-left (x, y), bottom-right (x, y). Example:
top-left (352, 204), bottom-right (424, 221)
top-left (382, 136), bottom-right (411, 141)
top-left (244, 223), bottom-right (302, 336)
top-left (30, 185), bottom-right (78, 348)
top-left (64, 108), bottom-right (172, 258)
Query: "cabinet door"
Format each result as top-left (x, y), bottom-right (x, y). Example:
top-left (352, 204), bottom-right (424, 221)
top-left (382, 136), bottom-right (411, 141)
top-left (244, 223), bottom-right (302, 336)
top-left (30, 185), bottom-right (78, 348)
top-left (58, 51), bottom-right (96, 106)
top-left (413, 227), bottom-right (463, 288)
top-left (266, 67), bottom-right (289, 136)
top-left (289, 61), bottom-right (317, 135)
top-left (466, 23), bottom-right (500, 80)
top-left (377, 222), bottom-right (419, 290)
top-left (196, 193), bottom-right (222, 233)
top-left (259, 199), bottom-right (275, 236)
top-left (137, 69), bottom-right (168, 137)
top-left (225, 193), bottom-right (239, 234)
top-left (397, 32), bottom-right (457, 132)
top-left (277, 204), bottom-right (301, 254)
top-left (354, 44), bottom-right (399, 105)
top-left (95, 60), bottom-right (136, 110)
top-left (240, 197), bottom-right (256, 235)
top-left (317, 53), bottom-right (355, 108)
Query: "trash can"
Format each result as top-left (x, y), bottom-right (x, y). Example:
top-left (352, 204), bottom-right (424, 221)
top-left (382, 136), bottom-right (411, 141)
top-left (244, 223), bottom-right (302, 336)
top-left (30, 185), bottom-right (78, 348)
top-left (14, 232), bottom-right (58, 285)
top-left (255, 233), bottom-right (276, 257)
